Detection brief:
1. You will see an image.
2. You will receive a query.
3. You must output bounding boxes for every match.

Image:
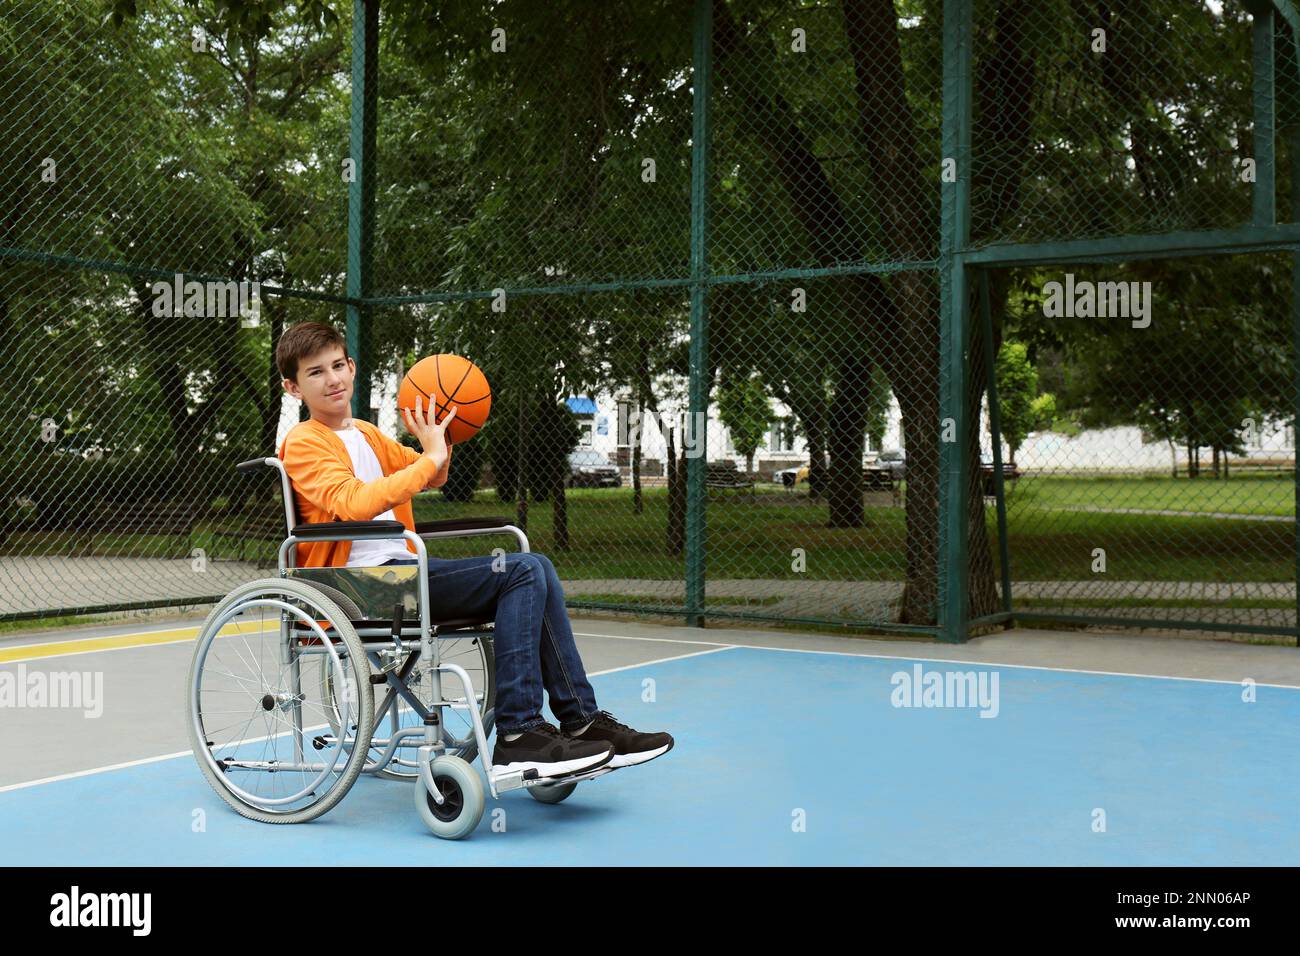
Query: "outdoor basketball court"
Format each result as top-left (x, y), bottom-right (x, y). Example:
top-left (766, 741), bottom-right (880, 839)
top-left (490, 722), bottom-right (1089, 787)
top-left (3, 617), bottom-right (1297, 866)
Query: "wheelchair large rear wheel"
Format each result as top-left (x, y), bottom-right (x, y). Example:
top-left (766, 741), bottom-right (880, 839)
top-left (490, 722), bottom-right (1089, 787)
top-left (186, 578), bottom-right (375, 824)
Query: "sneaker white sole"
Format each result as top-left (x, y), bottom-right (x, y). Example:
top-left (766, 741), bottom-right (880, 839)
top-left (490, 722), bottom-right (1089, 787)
top-left (492, 748), bottom-right (612, 780)
top-left (608, 743), bottom-right (672, 768)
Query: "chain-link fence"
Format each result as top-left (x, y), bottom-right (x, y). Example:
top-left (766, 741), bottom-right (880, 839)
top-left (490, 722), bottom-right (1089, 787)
top-left (1, 0), bottom-right (1295, 645)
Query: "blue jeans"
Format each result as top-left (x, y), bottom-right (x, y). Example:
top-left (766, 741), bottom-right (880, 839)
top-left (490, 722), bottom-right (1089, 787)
top-left (382, 552), bottom-right (600, 734)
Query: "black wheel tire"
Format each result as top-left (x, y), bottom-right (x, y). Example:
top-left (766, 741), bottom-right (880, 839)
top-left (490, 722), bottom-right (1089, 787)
top-left (427, 774), bottom-right (466, 822)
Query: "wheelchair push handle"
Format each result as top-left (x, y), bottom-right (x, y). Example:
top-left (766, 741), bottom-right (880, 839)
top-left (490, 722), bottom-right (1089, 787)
top-left (236, 456), bottom-right (275, 474)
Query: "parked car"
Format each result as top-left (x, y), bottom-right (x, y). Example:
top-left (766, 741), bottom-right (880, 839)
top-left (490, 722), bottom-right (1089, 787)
top-left (874, 449), bottom-right (906, 480)
top-left (705, 461), bottom-right (754, 490)
top-left (566, 449), bottom-right (622, 488)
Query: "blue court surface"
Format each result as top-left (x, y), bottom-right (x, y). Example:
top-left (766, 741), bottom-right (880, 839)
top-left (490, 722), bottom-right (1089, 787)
top-left (2, 642), bottom-right (1299, 866)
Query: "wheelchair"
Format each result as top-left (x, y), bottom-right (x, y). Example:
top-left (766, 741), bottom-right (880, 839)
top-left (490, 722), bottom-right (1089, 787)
top-left (185, 455), bottom-right (613, 839)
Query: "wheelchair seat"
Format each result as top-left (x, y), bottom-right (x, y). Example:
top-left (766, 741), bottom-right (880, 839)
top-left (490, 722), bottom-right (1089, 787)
top-left (231, 455), bottom-right (526, 629)
top-left (289, 614), bottom-right (493, 637)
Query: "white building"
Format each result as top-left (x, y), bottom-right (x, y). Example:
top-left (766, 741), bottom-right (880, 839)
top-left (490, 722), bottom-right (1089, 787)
top-left (276, 367), bottom-right (1290, 479)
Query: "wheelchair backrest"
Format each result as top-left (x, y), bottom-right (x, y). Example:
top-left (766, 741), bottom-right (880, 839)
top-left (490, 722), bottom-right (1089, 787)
top-left (235, 456), bottom-right (300, 536)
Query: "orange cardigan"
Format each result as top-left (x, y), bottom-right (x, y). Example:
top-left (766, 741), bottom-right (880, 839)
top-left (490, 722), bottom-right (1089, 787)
top-left (276, 417), bottom-right (451, 568)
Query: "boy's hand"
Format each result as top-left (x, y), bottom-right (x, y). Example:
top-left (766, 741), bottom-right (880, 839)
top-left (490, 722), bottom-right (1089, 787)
top-left (402, 395), bottom-right (456, 471)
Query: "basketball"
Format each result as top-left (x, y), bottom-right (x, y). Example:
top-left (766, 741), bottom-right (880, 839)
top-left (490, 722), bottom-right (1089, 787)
top-left (397, 354), bottom-right (491, 444)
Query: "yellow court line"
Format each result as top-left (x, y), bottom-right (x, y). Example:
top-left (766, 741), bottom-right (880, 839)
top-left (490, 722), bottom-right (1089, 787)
top-left (0, 620), bottom-right (268, 664)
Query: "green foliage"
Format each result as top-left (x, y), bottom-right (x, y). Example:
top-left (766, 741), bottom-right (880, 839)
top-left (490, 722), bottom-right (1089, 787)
top-left (439, 434), bottom-right (485, 503)
top-left (717, 372), bottom-right (773, 471)
top-left (486, 399), bottom-right (582, 504)
top-left (995, 341), bottom-right (1052, 461)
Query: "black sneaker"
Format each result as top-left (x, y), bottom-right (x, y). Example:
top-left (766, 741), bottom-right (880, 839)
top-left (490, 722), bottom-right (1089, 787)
top-left (491, 721), bottom-right (614, 780)
top-left (565, 711), bottom-right (674, 768)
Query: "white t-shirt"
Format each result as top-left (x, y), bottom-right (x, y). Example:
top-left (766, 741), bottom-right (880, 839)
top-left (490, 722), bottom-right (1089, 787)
top-left (333, 421), bottom-right (418, 568)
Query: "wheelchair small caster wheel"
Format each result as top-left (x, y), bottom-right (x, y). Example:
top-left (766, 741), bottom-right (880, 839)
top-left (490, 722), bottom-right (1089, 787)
top-left (528, 780), bottom-right (578, 805)
top-left (415, 756), bottom-right (484, 839)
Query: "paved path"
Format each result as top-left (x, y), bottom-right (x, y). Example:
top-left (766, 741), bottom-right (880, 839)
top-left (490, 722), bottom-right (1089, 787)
top-left (1, 557), bottom-right (1291, 633)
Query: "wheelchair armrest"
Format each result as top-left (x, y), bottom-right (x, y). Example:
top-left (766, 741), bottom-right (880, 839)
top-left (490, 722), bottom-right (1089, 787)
top-left (415, 516), bottom-right (530, 553)
top-left (292, 519), bottom-right (406, 540)
top-left (415, 517), bottom-right (514, 535)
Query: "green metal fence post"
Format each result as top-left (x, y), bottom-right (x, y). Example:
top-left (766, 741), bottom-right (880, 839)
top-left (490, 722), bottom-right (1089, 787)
top-left (938, 0), bottom-right (973, 643)
top-left (1254, 6), bottom-right (1277, 226)
top-left (685, 0), bottom-right (713, 628)
top-left (1267, 0), bottom-right (1300, 644)
top-left (1291, 129), bottom-right (1300, 646)
top-left (347, 0), bottom-right (378, 423)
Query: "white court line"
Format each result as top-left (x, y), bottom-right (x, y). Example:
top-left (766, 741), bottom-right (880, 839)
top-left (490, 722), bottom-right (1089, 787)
top-left (580, 629), bottom-right (1300, 690)
top-left (0, 751), bottom-right (195, 794)
top-left (586, 644), bottom-right (736, 676)
top-left (720, 642), bottom-right (1300, 690)
top-left (0, 645), bottom-right (741, 794)
top-left (573, 629), bottom-right (736, 648)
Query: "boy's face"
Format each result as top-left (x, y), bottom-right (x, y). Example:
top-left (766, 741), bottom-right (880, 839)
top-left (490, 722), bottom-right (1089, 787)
top-left (284, 345), bottom-right (355, 418)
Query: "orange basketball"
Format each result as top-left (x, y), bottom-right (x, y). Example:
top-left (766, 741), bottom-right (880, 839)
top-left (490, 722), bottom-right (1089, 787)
top-left (397, 354), bottom-right (491, 444)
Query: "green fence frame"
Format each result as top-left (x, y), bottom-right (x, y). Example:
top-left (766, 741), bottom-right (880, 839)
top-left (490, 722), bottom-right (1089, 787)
top-left (2, 0), bottom-right (1294, 644)
top-left (329, 0), bottom-right (1300, 645)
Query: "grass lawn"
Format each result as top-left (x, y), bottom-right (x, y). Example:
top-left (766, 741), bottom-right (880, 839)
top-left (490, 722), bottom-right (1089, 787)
top-left (4, 476), bottom-right (1292, 592)
top-left (1003, 473), bottom-right (1294, 516)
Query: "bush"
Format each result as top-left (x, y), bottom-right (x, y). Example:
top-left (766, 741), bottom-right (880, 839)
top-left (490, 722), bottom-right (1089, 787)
top-left (486, 398), bottom-right (581, 504)
top-left (0, 450), bottom-right (191, 530)
top-left (439, 434), bottom-right (485, 502)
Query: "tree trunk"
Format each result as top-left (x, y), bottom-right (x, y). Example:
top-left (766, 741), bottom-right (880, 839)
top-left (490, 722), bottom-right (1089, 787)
top-left (807, 437), bottom-right (826, 499)
top-left (515, 392), bottom-right (528, 532)
top-left (667, 427), bottom-right (685, 555)
top-left (632, 418), bottom-right (644, 515)
top-left (785, 389), bottom-right (828, 500)
top-left (553, 464), bottom-right (568, 550)
top-left (826, 338), bottom-right (872, 528)
top-left (962, 311), bottom-right (1003, 620)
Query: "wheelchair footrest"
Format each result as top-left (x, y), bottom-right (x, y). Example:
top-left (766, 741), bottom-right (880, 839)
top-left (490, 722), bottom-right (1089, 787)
top-left (490, 765), bottom-right (617, 794)
top-left (546, 766), bottom-right (616, 784)
top-left (490, 768), bottom-right (537, 794)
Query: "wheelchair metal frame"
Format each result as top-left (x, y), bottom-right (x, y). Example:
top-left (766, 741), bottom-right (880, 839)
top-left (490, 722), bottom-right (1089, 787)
top-left (227, 455), bottom-right (613, 803)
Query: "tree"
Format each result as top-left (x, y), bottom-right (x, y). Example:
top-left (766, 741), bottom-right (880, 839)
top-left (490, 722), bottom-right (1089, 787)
top-left (117, 0), bottom-right (1276, 630)
top-left (995, 341), bottom-right (1052, 465)
top-left (717, 372), bottom-right (773, 475)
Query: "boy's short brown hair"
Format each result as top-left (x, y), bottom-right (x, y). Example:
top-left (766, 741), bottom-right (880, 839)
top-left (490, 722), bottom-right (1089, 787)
top-left (276, 321), bottom-right (350, 382)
